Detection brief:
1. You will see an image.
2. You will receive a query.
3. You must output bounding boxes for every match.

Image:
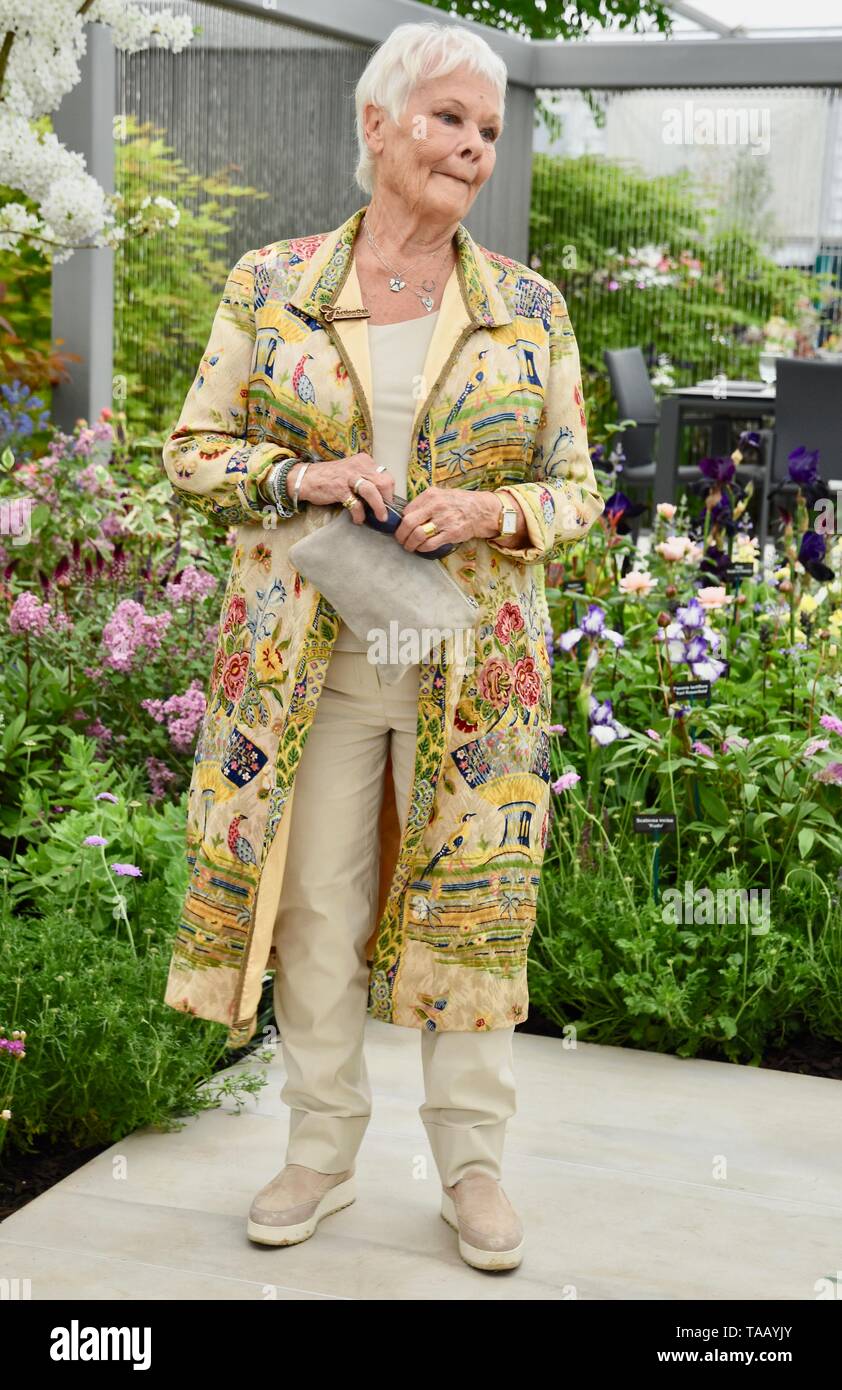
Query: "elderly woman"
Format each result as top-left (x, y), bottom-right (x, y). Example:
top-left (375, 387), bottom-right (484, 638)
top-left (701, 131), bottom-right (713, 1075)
top-left (161, 20), bottom-right (603, 1272)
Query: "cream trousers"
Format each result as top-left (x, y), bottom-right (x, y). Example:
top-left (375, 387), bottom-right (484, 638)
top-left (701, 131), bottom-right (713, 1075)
top-left (271, 647), bottom-right (517, 1187)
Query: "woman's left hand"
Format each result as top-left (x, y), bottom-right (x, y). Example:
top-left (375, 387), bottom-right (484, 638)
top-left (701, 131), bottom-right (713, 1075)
top-left (395, 487), bottom-right (517, 554)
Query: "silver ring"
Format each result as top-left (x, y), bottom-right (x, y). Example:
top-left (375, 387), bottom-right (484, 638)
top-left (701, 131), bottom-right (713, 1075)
top-left (352, 475), bottom-right (367, 494)
top-left (375, 465), bottom-right (388, 474)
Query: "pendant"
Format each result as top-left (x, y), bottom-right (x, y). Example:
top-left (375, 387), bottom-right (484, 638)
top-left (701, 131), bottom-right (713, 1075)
top-left (389, 277), bottom-right (406, 292)
top-left (421, 295), bottom-right (434, 312)
top-left (420, 279), bottom-right (435, 294)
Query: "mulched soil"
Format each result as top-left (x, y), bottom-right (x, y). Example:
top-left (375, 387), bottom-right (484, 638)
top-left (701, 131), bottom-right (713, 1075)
top-left (2, 1014), bottom-right (839, 1223)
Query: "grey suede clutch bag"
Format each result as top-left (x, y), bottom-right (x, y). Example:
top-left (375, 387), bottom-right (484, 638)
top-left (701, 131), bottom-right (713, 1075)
top-left (288, 508), bottom-right (479, 684)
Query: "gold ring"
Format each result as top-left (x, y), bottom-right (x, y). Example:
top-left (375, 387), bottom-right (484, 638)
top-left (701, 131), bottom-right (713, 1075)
top-left (421, 521), bottom-right (439, 538)
top-left (342, 494), bottom-right (358, 509)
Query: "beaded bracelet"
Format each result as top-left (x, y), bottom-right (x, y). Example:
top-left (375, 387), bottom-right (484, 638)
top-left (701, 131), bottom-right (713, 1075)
top-left (266, 459), bottom-right (297, 518)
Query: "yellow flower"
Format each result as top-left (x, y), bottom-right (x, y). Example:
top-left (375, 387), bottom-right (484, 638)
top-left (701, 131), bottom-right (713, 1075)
top-left (828, 610), bottom-right (842, 632)
top-left (799, 594), bottom-right (819, 615)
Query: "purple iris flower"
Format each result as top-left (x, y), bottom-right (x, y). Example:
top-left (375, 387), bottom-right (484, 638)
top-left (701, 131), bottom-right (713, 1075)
top-left (799, 530), bottom-right (835, 581)
top-left (738, 430), bottom-right (761, 450)
top-left (698, 456), bottom-right (736, 484)
top-left (658, 600), bottom-right (728, 683)
top-left (559, 603), bottom-right (624, 652)
top-left (700, 545), bottom-right (730, 583)
top-left (787, 446), bottom-right (820, 487)
top-left (589, 695), bottom-right (631, 746)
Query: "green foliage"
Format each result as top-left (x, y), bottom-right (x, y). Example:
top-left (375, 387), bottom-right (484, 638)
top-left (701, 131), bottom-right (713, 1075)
top-left (422, 0), bottom-right (671, 41)
top-left (0, 902), bottom-right (270, 1156)
top-left (530, 152), bottom-right (823, 435)
top-left (530, 856), bottom-right (821, 1064)
top-left (113, 116), bottom-right (270, 435)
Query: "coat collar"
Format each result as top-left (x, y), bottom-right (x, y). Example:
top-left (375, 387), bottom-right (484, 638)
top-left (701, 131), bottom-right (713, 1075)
top-left (287, 203), bottom-right (513, 330)
top-left (285, 204), bottom-right (511, 453)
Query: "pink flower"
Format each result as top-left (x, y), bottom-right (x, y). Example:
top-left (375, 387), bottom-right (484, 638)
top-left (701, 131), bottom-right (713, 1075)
top-left (101, 599), bottom-right (173, 673)
top-left (165, 565), bottom-right (218, 606)
top-left (110, 862), bottom-right (142, 877)
top-left (619, 570), bottom-right (657, 596)
top-left (814, 762), bottom-right (842, 784)
top-left (656, 503), bottom-right (676, 520)
top-left (692, 740), bottom-right (715, 757)
top-left (83, 835), bottom-right (108, 846)
top-left (803, 737), bottom-right (830, 758)
top-left (722, 735), bottom-right (749, 752)
top-left (552, 771), bottom-right (581, 792)
top-left (548, 723), bottom-right (567, 735)
top-left (697, 586), bottom-right (732, 610)
top-left (146, 756), bottom-right (178, 802)
top-left (655, 537), bottom-right (695, 563)
top-left (9, 591), bottom-right (52, 635)
top-left (141, 679), bottom-right (206, 751)
top-left (646, 729), bottom-right (661, 741)
top-left (819, 714), bottom-right (842, 735)
top-left (85, 719), bottom-right (113, 747)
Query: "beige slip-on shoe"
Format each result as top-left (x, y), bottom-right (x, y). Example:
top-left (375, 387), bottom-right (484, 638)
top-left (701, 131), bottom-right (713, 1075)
top-left (440, 1173), bottom-right (524, 1271)
top-left (247, 1163), bottom-right (356, 1246)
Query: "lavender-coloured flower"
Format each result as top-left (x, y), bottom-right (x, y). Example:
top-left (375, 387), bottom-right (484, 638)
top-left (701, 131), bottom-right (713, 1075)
top-left (83, 835), bottom-right (108, 847)
top-left (657, 599), bottom-right (728, 683)
top-left (548, 723), bottom-right (567, 735)
top-left (552, 770), bottom-right (581, 792)
top-left (110, 863), bottom-right (142, 877)
top-left (589, 695), bottom-right (630, 746)
top-left (96, 791), bottom-right (118, 803)
top-left (803, 737), bottom-right (830, 758)
top-left (692, 740), bottom-right (715, 757)
top-left (819, 713), bottom-right (842, 735)
top-left (814, 762), bottom-right (842, 784)
top-left (559, 603), bottom-right (624, 652)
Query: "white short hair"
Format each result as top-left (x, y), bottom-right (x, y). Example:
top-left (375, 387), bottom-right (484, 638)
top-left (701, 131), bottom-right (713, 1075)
top-left (354, 21), bottom-right (508, 196)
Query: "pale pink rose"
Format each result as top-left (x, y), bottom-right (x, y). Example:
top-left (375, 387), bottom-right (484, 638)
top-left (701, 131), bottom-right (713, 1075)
top-left (655, 536), bottom-right (694, 562)
top-left (696, 586), bottom-right (732, 610)
top-left (618, 570), bottom-right (657, 596)
top-left (656, 503), bottom-right (677, 520)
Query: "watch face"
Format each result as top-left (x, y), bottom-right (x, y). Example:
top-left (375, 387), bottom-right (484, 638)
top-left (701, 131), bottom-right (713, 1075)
top-left (502, 508), bottom-right (518, 535)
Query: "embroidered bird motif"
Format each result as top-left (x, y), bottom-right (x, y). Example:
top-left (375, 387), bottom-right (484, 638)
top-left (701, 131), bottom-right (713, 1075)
top-left (419, 813), bottom-right (477, 878)
top-left (292, 353), bottom-right (316, 404)
top-left (227, 814), bottom-right (257, 865)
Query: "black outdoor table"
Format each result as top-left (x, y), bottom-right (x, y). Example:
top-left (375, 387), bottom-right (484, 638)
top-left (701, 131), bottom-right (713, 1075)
top-left (654, 382), bottom-right (775, 504)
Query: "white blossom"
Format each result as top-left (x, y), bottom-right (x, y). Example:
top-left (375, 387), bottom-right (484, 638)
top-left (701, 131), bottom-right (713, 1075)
top-left (0, 2), bottom-right (194, 258)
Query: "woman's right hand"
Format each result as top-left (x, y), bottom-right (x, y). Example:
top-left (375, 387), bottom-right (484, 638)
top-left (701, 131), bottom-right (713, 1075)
top-left (292, 453), bottom-right (393, 524)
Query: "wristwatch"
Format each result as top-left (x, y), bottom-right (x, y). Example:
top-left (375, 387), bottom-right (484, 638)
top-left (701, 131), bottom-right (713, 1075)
top-left (494, 494), bottom-right (520, 540)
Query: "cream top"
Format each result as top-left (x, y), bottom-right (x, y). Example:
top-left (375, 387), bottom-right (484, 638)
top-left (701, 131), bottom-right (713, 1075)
top-left (334, 310), bottom-right (440, 654)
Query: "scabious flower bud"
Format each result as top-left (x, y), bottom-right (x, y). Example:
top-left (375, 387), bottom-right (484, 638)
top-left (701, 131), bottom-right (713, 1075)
top-left (657, 611), bottom-right (672, 627)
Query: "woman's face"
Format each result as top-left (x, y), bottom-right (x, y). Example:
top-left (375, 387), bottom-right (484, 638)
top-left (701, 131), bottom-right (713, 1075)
top-left (365, 63), bottom-right (502, 219)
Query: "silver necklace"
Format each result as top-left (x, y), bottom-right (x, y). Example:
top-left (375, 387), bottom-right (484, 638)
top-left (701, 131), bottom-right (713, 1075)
top-left (362, 215), bottom-right (453, 313)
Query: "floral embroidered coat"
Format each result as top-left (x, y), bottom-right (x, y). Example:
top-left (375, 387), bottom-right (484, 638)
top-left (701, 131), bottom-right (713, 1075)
top-left (161, 203), bottom-right (604, 1048)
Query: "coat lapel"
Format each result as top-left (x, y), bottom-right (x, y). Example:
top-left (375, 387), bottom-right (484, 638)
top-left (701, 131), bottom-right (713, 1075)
top-left (286, 204), bottom-right (512, 462)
